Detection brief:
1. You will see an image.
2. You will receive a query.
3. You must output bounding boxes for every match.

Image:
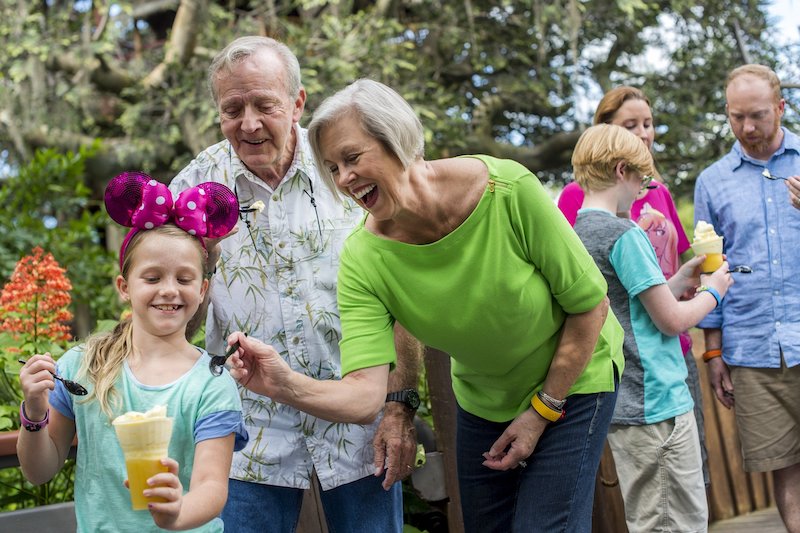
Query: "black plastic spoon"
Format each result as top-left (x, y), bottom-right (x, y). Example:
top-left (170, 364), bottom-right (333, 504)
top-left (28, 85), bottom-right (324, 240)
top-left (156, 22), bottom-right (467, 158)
top-left (18, 359), bottom-right (88, 396)
top-left (209, 341), bottom-right (242, 377)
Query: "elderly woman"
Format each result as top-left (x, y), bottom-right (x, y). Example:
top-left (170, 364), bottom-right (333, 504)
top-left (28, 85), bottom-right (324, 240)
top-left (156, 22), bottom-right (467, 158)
top-left (227, 79), bottom-right (624, 533)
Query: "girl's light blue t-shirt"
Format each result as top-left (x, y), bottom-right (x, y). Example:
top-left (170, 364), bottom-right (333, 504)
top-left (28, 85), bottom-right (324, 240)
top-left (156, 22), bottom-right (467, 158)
top-left (49, 346), bottom-right (247, 533)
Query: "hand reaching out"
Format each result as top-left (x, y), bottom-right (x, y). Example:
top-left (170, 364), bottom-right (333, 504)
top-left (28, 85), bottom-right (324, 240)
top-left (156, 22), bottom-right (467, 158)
top-left (226, 332), bottom-right (294, 402)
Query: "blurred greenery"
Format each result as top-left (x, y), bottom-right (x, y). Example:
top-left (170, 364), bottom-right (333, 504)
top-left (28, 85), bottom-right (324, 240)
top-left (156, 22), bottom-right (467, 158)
top-left (1, 1), bottom-right (797, 199)
top-left (0, 148), bottom-right (123, 510)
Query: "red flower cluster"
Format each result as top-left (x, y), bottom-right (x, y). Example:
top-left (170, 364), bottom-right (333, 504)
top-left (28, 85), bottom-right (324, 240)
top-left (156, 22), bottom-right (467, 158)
top-left (0, 247), bottom-right (73, 343)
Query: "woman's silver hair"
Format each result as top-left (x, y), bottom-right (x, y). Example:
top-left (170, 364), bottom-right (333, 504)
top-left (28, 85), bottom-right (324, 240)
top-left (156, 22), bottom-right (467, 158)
top-left (307, 79), bottom-right (425, 197)
top-left (207, 36), bottom-right (302, 103)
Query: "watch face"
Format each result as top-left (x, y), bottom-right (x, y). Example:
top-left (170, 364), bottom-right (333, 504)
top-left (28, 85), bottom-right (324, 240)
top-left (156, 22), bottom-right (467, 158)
top-left (406, 389), bottom-right (421, 410)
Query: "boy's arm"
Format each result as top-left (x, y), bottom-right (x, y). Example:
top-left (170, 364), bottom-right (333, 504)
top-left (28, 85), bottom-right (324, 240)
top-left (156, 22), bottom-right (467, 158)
top-left (638, 284), bottom-right (718, 336)
top-left (148, 435), bottom-right (235, 530)
top-left (639, 258), bottom-right (732, 336)
top-left (613, 226), bottom-right (731, 335)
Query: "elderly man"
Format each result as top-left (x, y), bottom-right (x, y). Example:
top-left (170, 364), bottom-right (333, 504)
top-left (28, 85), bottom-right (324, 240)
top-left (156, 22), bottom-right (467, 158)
top-left (170, 36), bottom-right (422, 532)
top-left (694, 64), bottom-right (800, 532)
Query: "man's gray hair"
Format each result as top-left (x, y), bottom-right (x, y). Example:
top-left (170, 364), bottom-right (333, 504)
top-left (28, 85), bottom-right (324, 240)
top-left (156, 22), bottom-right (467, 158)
top-left (308, 79), bottom-right (425, 197)
top-left (207, 36), bottom-right (302, 103)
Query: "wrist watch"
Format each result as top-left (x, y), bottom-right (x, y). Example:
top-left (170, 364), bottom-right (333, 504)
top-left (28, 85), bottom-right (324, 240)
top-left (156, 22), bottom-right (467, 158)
top-left (385, 388), bottom-right (421, 411)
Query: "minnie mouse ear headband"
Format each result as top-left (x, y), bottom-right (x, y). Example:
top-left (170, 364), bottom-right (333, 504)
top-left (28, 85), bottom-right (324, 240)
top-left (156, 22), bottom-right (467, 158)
top-left (104, 171), bottom-right (239, 270)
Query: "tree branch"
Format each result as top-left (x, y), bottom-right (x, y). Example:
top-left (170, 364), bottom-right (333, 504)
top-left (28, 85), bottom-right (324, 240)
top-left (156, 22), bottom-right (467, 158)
top-left (46, 52), bottom-right (136, 94)
top-left (132, 0), bottom-right (180, 20)
top-left (464, 129), bottom-right (584, 172)
top-left (143, 0), bottom-right (208, 89)
top-left (730, 18), bottom-right (753, 64)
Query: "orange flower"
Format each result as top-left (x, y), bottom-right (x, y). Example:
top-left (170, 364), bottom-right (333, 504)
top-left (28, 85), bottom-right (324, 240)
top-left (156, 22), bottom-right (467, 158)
top-left (0, 247), bottom-right (73, 343)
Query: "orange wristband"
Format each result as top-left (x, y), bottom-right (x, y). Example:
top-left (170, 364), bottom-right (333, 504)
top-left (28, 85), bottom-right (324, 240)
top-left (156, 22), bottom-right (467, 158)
top-left (702, 349), bottom-right (722, 362)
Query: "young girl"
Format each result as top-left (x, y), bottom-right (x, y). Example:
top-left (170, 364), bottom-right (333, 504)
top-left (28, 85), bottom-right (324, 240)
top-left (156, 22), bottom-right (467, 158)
top-left (17, 172), bottom-right (247, 532)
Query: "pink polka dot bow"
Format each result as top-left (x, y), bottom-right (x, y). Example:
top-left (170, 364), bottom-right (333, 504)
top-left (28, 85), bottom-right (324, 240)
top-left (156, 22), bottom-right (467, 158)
top-left (104, 171), bottom-right (239, 269)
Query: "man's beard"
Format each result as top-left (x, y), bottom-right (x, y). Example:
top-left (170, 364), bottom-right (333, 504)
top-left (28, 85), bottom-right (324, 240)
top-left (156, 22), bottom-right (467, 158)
top-left (741, 118), bottom-right (781, 156)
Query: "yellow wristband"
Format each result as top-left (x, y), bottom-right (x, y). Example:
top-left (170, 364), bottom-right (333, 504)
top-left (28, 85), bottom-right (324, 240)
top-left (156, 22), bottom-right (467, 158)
top-left (531, 393), bottom-right (563, 422)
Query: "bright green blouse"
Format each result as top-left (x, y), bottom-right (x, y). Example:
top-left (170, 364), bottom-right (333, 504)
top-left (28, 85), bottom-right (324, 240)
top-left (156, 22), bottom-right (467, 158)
top-left (338, 155), bottom-right (624, 422)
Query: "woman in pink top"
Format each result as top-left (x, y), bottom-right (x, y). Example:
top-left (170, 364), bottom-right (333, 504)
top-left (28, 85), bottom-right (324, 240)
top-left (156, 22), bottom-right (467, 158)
top-left (558, 86), bottom-right (709, 484)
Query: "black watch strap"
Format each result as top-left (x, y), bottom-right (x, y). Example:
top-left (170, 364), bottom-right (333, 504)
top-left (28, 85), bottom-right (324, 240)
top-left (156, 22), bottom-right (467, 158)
top-left (385, 388), bottom-right (421, 410)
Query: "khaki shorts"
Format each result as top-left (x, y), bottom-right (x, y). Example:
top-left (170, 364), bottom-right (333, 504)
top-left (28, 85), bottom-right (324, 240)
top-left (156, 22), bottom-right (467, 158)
top-left (607, 411), bottom-right (707, 533)
top-left (731, 361), bottom-right (800, 472)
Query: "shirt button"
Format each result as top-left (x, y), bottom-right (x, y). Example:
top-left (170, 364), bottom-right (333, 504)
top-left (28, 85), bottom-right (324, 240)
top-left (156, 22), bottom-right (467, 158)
top-left (774, 290), bottom-right (780, 295)
top-left (278, 242), bottom-right (286, 248)
top-left (769, 229), bottom-right (776, 234)
top-left (767, 197), bottom-right (773, 203)
top-left (773, 259), bottom-right (778, 264)
top-left (776, 321), bottom-right (781, 327)
top-left (292, 337), bottom-right (300, 344)
top-left (272, 194), bottom-right (279, 202)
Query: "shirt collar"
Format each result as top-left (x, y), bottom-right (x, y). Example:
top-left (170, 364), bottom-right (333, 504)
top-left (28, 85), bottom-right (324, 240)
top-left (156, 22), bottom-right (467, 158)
top-left (228, 124), bottom-right (319, 189)
top-left (731, 126), bottom-right (799, 170)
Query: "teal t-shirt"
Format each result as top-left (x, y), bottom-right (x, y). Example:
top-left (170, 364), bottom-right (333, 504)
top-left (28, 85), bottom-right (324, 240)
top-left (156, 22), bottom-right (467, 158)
top-left (337, 155), bottom-right (624, 422)
top-left (575, 208), bottom-right (692, 425)
top-left (49, 346), bottom-right (248, 532)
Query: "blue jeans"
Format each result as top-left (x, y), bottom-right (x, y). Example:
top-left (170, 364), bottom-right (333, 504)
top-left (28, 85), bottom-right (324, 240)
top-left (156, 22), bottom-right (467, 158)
top-left (457, 388), bottom-right (618, 533)
top-left (221, 474), bottom-right (403, 533)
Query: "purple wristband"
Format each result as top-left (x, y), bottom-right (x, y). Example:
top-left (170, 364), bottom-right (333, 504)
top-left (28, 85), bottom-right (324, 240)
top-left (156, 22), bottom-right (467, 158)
top-left (20, 402), bottom-right (49, 432)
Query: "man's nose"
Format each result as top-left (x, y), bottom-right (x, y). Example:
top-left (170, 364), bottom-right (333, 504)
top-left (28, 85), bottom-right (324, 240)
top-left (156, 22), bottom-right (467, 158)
top-left (241, 106), bottom-right (261, 132)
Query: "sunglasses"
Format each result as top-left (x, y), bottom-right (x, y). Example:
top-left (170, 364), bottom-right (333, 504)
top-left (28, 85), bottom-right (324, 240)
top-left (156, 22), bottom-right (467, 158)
top-left (640, 175), bottom-right (656, 190)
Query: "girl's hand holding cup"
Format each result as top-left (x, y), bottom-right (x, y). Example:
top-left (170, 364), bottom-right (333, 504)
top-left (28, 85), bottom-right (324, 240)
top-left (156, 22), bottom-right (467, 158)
top-left (142, 457), bottom-right (184, 529)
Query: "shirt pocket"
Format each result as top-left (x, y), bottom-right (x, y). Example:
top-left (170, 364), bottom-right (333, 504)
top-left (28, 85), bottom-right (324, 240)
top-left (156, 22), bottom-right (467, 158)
top-left (310, 218), bottom-right (356, 289)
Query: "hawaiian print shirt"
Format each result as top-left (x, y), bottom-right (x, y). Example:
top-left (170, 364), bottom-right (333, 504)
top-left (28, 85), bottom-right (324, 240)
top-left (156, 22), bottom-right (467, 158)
top-left (170, 126), bottom-right (376, 490)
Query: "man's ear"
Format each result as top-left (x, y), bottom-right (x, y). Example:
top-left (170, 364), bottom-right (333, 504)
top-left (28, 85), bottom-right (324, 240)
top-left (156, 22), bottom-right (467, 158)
top-left (292, 87), bottom-right (307, 123)
top-left (115, 275), bottom-right (130, 301)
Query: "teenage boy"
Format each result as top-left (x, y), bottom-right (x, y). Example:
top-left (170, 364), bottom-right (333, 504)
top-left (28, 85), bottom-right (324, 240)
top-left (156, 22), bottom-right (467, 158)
top-left (571, 123), bottom-right (734, 533)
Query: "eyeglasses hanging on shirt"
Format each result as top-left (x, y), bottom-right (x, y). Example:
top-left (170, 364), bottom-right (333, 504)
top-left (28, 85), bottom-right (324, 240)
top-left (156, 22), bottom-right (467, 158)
top-left (235, 183), bottom-right (261, 250)
top-left (303, 178), bottom-right (323, 241)
top-left (234, 178), bottom-right (324, 263)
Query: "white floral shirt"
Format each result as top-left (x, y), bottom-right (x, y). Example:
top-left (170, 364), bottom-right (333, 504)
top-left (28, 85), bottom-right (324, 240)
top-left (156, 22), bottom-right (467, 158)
top-left (170, 127), bottom-right (376, 490)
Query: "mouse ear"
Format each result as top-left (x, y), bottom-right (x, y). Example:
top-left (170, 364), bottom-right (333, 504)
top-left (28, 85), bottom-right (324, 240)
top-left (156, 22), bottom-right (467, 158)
top-left (104, 171), bottom-right (152, 227)
top-left (196, 182), bottom-right (240, 238)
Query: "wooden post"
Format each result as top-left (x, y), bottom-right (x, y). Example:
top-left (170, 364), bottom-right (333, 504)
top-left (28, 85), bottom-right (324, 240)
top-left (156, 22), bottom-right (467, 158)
top-left (591, 443), bottom-right (628, 533)
top-left (424, 347), bottom-right (465, 533)
top-left (297, 474), bottom-right (329, 533)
